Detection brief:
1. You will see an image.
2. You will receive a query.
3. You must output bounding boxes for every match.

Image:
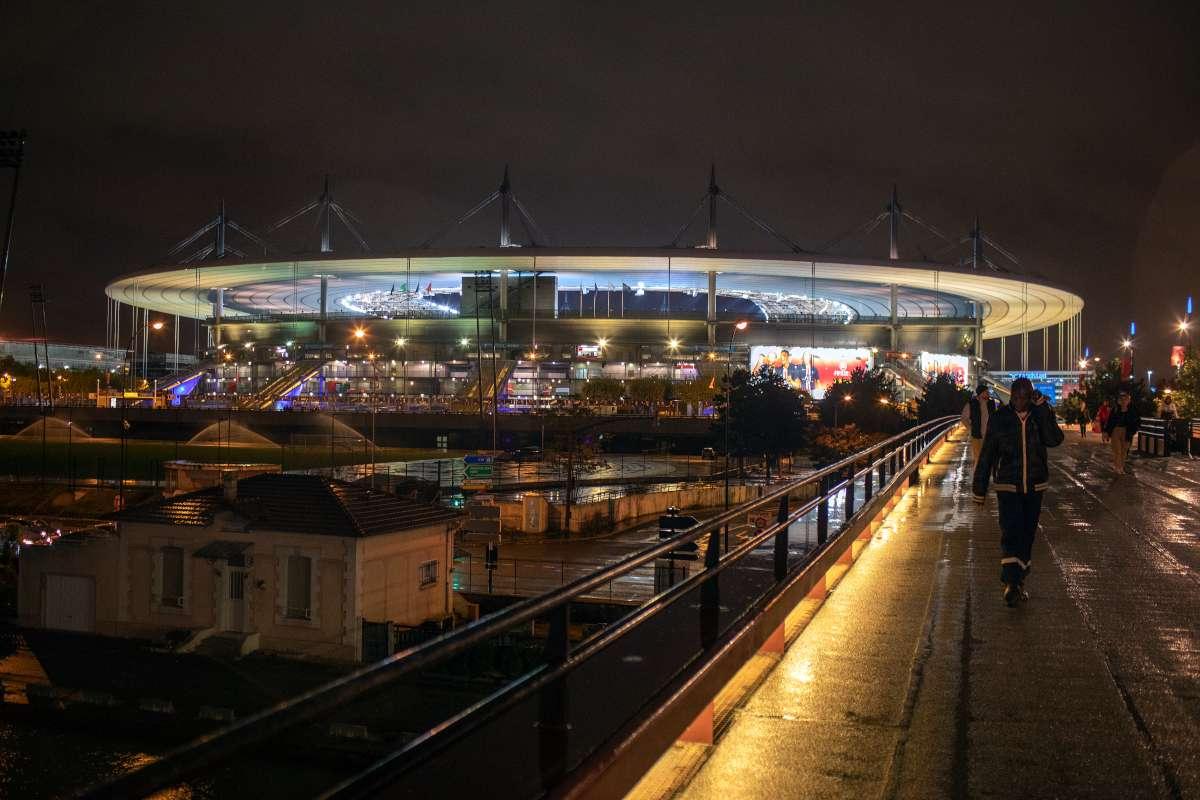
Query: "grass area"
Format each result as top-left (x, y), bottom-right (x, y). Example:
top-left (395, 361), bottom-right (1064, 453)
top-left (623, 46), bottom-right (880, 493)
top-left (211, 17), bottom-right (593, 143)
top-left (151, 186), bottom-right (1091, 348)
top-left (0, 438), bottom-right (466, 481)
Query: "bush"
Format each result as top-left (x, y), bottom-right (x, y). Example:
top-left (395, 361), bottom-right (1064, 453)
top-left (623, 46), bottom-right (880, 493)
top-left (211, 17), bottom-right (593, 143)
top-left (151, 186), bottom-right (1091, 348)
top-left (808, 424), bottom-right (887, 466)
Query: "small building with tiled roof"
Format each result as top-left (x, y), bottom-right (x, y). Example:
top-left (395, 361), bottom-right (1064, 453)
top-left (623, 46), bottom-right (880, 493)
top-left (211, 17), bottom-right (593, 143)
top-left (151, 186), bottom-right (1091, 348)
top-left (19, 474), bottom-right (461, 661)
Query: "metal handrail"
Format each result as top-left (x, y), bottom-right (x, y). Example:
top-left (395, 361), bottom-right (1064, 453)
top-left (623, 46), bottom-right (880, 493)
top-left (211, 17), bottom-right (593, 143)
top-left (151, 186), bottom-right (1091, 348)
top-left (83, 415), bottom-right (959, 799)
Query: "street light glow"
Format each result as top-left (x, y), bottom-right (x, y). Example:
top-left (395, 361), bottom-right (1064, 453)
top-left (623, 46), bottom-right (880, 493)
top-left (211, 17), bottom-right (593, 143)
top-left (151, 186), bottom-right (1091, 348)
top-left (843, 394), bottom-right (853, 404)
top-left (1179, 320), bottom-right (1190, 333)
top-left (1122, 339), bottom-right (1132, 349)
top-left (150, 321), bottom-right (164, 330)
top-left (734, 320), bottom-right (749, 331)
top-left (668, 338), bottom-right (681, 350)
top-left (1079, 359), bottom-right (1089, 369)
top-left (879, 397), bottom-right (890, 405)
top-left (354, 328), bottom-right (366, 339)
top-left (597, 337), bottom-right (609, 348)
top-left (395, 337), bottom-right (407, 347)
top-left (460, 337), bottom-right (470, 346)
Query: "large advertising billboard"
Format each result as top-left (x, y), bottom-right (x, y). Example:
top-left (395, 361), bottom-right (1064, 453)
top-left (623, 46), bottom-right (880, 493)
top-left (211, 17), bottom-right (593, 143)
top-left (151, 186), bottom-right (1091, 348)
top-left (919, 352), bottom-right (969, 385)
top-left (749, 347), bottom-right (873, 398)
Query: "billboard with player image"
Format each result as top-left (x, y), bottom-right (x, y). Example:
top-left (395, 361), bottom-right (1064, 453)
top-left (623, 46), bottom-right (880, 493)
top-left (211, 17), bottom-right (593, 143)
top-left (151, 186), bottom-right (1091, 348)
top-left (919, 352), bottom-right (969, 385)
top-left (749, 347), bottom-right (873, 398)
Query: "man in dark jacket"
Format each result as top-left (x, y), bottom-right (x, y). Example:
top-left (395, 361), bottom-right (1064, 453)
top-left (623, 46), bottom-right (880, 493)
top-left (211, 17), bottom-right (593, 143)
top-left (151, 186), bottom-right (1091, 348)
top-left (972, 377), bottom-right (1065, 607)
top-left (960, 383), bottom-right (997, 464)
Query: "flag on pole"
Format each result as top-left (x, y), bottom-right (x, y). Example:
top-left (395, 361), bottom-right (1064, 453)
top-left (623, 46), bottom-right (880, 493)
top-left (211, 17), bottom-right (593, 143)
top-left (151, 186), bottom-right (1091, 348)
top-left (389, 283), bottom-right (395, 294)
top-left (425, 282), bottom-right (433, 294)
top-left (399, 282), bottom-right (407, 293)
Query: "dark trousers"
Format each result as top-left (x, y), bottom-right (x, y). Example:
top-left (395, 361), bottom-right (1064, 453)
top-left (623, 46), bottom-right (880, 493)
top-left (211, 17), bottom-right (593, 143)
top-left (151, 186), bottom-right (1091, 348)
top-left (996, 490), bottom-right (1043, 585)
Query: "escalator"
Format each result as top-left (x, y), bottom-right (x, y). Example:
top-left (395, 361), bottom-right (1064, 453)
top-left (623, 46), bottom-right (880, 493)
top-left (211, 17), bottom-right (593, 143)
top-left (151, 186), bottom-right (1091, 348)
top-left (465, 359), bottom-right (515, 401)
top-left (237, 359), bottom-right (326, 410)
top-left (157, 362), bottom-right (216, 404)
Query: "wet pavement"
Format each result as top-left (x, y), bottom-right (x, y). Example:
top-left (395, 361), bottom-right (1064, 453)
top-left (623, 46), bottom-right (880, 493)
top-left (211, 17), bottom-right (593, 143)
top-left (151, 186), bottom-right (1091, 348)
top-left (676, 433), bottom-right (1200, 799)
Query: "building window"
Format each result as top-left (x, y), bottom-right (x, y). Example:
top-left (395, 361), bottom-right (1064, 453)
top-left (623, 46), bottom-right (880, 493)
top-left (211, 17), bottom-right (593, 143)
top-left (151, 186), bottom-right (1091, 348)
top-left (436, 434), bottom-right (448, 450)
top-left (418, 560), bottom-right (438, 588)
top-left (286, 555), bottom-right (312, 619)
top-left (161, 546), bottom-right (184, 608)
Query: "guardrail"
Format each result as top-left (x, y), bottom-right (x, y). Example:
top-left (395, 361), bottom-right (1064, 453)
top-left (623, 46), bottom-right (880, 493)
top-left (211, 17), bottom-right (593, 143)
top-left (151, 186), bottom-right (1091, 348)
top-left (1137, 417), bottom-right (1199, 457)
top-left (83, 415), bottom-right (959, 800)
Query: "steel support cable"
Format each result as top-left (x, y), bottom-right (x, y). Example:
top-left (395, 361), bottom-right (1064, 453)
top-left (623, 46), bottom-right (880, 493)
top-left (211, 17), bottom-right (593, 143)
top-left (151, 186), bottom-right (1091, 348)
top-left (814, 212), bottom-right (887, 254)
top-left (668, 193), bottom-right (712, 247)
top-left (512, 194), bottom-right (550, 246)
top-left (165, 219), bottom-right (218, 259)
top-left (718, 190), bottom-right (808, 253)
top-left (418, 190), bottom-right (500, 248)
top-left (84, 417), bottom-right (957, 800)
top-left (330, 204), bottom-right (371, 251)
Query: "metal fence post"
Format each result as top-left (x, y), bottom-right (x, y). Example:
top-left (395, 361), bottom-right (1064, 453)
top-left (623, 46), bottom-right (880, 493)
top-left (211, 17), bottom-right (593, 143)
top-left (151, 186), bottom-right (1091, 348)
top-left (864, 459), bottom-right (873, 502)
top-left (774, 493), bottom-right (789, 580)
top-left (700, 528), bottom-right (721, 649)
top-left (538, 603), bottom-right (571, 790)
top-left (817, 475), bottom-right (829, 545)
top-left (844, 464), bottom-right (855, 519)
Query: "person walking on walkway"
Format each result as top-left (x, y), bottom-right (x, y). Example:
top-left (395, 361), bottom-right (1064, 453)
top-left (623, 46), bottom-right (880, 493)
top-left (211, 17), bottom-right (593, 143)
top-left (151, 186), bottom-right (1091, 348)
top-left (1104, 389), bottom-right (1140, 473)
top-left (960, 383), bottom-right (996, 464)
top-left (972, 377), bottom-right (1065, 607)
top-left (1096, 399), bottom-right (1112, 441)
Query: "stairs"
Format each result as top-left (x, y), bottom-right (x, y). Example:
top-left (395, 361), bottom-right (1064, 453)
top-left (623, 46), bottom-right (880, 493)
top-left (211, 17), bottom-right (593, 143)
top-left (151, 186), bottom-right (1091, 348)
top-left (195, 632), bottom-right (260, 660)
top-left (464, 359), bottom-right (515, 401)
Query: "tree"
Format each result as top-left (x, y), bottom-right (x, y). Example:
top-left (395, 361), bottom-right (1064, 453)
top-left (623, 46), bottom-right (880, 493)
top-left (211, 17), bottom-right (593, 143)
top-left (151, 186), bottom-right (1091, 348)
top-left (809, 423), bottom-right (886, 466)
top-left (626, 377), bottom-right (670, 405)
top-left (917, 372), bottom-right (970, 422)
top-left (713, 367), bottom-right (808, 466)
top-left (580, 377), bottom-right (623, 404)
top-left (1081, 357), bottom-right (1154, 416)
top-left (818, 367), bottom-right (905, 433)
top-left (1171, 347), bottom-right (1200, 418)
top-left (673, 376), bottom-right (717, 405)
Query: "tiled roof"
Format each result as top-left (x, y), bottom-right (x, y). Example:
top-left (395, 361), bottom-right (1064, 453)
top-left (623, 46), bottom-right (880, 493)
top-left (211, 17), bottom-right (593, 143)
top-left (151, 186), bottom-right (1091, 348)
top-left (115, 474), bottom-right (460, 537)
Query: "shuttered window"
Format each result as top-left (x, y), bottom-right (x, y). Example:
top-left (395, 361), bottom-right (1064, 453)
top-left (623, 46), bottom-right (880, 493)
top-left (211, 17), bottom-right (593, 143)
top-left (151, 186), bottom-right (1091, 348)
top-left (162, 547), bottom-right (184, 607)
top-left (286, 555), bottom-right (312, 619)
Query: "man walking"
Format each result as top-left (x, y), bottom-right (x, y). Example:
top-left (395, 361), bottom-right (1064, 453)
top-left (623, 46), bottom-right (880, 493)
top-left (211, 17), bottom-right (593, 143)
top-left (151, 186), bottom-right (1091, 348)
top-left (1104, 389), bottom-right (1140, 472)
top-left (972, 378), bottom-right (1064, 607)
top-left (961, 384), bottom-right (997, 464)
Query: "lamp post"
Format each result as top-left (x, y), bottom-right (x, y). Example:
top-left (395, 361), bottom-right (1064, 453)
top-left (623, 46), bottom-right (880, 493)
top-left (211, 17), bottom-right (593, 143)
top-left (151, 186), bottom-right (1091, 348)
top-left (834, 392), bottom-right (852, 427)
top-left (724, 321), bottom-right (748, 509)
top-left (119, 319), bottom-right (164, 511)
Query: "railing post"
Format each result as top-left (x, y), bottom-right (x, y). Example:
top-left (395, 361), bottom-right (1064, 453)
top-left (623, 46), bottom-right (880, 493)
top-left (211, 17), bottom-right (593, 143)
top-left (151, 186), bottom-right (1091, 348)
top-left (538, 603), bottom-right (571, 791)
top-left (864, 458), bottom-right (873, 502)
top-left (700, 528), bottom-right (722, 649)
top-left (817, 475), bottom-right (829, 545)
top-left (774, 493), bottom-right (789, 581)
top-left (844, 464), bottom-right (855, 520)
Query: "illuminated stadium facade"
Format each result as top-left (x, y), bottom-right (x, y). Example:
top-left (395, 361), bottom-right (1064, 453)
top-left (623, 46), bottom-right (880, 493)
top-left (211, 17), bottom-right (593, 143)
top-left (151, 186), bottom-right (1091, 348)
top-left (103, 175), bottom-right (1085, 407)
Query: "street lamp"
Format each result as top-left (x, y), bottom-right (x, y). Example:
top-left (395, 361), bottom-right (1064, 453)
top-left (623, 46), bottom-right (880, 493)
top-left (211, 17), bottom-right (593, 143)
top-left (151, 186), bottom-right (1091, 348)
top-left (834, 393), bottom-right (852, 427)
top-left (1147, 369), bottom-right (1153, 390)
top-left (723, 321), bottom-right (749, 509)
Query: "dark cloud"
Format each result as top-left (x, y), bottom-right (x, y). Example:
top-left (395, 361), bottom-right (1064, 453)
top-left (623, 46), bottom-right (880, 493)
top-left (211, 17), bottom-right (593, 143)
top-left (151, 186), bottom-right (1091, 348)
top-left (1, 0), bottom-right (1197, 370)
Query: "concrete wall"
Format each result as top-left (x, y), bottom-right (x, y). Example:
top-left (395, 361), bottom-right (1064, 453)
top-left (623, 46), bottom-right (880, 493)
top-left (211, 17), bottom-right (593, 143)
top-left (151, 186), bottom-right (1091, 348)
top-left (18, 535), bottom-right (122, 635)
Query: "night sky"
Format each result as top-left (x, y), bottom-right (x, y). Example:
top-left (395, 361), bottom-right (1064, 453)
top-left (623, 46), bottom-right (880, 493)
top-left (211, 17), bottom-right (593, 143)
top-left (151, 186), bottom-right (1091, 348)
top-left (2, 1), bottom-right (1198, 373)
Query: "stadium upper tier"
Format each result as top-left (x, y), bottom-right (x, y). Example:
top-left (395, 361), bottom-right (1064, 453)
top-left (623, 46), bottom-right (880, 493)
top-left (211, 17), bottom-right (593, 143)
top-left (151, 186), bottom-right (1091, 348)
top-left (105, 248), bottom-right (1082, 340)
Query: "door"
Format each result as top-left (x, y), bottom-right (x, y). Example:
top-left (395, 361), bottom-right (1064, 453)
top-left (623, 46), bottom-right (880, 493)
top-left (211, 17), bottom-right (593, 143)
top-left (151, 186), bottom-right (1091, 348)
top-left (222, 568), bottom-right (249, 632)
top-left (44, 574), bottom-right (96, 633)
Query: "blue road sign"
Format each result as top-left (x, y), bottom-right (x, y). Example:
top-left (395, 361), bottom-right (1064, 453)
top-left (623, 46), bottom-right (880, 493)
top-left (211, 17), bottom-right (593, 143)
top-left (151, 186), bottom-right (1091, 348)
top-left (464, 454), bottom-right (494, 465)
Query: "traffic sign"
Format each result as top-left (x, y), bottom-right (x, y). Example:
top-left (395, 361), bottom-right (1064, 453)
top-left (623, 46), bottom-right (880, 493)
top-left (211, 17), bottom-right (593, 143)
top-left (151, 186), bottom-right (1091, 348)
top-left (462, 479), bottom-right (493, 491)
top-left (464, 465), bottom-right (494, 478)
top-left (464, 454), bottom-right (494, 465)
top-left (463, 518), bottom-right (502, 535)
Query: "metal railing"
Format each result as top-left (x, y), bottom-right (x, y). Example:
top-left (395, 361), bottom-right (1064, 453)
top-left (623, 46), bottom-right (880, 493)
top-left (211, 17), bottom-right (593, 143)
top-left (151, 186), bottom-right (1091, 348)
top-left (83, 415), bottom-right (959, 799)
top-left (1137, 417), bottom-right (1199, 457)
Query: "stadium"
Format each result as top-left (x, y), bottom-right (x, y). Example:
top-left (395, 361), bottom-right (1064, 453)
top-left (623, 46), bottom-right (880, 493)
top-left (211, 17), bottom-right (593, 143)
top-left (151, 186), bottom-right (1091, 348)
top-left (102, 174), bottom-right (1085, 409)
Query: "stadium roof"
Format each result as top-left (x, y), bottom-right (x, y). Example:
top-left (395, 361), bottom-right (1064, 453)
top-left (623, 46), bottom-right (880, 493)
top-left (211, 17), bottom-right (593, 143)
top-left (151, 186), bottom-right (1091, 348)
top-left (106, 248), bottom-right (1083, 339)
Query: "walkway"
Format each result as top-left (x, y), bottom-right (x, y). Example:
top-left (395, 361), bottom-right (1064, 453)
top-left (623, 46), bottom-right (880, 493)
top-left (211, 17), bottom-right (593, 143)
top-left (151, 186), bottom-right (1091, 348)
top-left (657, 433), bottom-right (1200, 799)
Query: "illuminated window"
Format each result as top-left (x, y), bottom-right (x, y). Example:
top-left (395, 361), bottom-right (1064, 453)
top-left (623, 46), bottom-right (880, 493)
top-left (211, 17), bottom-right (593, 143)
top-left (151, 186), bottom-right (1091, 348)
top-left (418, 560), bottom-right (439, 588)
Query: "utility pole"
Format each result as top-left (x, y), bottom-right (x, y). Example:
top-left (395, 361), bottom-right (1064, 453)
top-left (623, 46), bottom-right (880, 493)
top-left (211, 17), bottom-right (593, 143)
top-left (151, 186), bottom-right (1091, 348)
top-left (0, 130), bottom-right (27, 318)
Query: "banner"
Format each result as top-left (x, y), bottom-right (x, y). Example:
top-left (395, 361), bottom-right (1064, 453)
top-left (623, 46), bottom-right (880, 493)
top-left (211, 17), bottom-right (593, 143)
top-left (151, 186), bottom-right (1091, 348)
top-left (919, 352), bottom-right (969, 385)
top-left (749, 347), bottom-right (873, 398)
